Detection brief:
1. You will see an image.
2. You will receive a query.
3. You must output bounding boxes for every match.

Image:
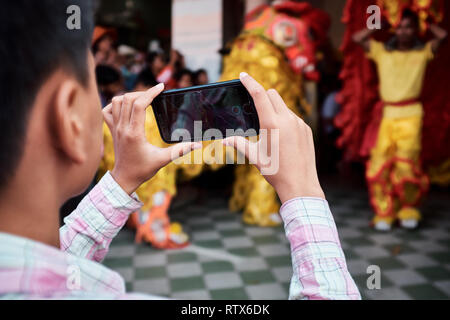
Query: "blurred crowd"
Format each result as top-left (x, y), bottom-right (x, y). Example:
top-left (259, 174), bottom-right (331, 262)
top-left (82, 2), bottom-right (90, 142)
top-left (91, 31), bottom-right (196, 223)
top-left (92, 27), bottom-right (209, 107)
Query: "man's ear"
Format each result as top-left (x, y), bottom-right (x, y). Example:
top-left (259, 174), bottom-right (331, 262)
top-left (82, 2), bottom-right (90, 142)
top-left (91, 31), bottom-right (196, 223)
top-left (49, 78), bottom-right (87, 165)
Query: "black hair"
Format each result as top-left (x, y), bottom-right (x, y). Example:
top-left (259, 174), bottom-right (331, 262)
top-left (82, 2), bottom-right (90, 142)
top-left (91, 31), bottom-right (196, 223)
top-left (401, 8), bottom-right (419, 29)
top-left (0, 0), bottom-right (94, 190)
top-left (194, 69), bottom-right (207, 78)
top-left (135, 68), bottom-right (158, 88)
top-left (195, 69), bottom-right (207, 75)
top-left (146, 51), bottom-right (164, 66)
top-left (174, 69), bottom-right (193, 82)
top-left (193, 69), bottom-right (208, 85)
top-left (96, 65), bottom-right (121, 86)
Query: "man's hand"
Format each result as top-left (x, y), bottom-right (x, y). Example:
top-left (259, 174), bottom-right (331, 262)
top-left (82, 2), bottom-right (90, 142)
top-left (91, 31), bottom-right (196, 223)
top-left (223, 73), bottom-right (325, 203)
top-left (352, 28), bottom-right (377, 52)
top-left (103, 83), bottom-right (202, 194)
top-left (169, 50), bottom-right (184, 68)
top-left (429, 23), bottom-right (448, 53)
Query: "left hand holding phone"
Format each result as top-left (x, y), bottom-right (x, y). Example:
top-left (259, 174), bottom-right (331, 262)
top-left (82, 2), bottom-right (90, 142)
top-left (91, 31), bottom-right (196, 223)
top-left (102, 83), bottom-right (202, 195)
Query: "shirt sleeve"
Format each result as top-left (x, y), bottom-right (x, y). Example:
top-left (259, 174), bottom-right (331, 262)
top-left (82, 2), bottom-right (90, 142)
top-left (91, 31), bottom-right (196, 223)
top-left (366, 39), bottom-right (384, 62)
top-left (156, 65), bottom-right (174, 84)
top-left (280, 197), bottom-right (361, 300)
top-left (59, 171), bottom-right (142, 262)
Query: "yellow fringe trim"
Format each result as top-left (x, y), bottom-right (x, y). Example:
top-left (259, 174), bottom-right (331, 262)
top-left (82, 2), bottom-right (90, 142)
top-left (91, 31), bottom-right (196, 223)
top-left (397, 207), bottom-right (422, 221)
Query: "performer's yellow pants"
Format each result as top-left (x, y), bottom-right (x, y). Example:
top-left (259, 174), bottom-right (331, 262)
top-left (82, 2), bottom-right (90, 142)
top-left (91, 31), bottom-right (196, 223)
top-left (366, 104), bottom-right (429, 224)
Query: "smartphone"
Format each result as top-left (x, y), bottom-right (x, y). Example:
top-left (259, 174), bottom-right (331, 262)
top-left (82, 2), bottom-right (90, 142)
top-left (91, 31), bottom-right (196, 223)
top-left (152, 79), bottom-right (260, 143)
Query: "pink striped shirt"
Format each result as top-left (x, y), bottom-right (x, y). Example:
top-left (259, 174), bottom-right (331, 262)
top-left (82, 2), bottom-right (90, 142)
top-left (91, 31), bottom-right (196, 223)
top-left (0, 172), bottom-right (360, 299)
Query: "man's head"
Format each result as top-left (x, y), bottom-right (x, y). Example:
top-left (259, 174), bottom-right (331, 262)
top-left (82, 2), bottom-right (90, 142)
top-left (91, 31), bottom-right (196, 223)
top-left (175, 69), bottom-right (193, 88)
top-left (96, 65), bottom-right (124, 105)
top-left (147, 52), bottom-right (165, 75)
top-left (194, 69), bottom-right (209, 86)
top-left (135, 69), bottom-right (158, 91)
top-left (395, 9), bottom-right (419, 47)
top-left (92, 28), bottom-right (115, 55)
top-left (0, 0), bottom-right (102, 200)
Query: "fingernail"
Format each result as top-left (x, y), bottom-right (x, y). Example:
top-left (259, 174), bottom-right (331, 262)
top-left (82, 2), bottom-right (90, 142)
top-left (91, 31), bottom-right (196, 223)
top-left (157, 83), bottom-right (165, 89)
top-left (240, 72), bottom-right (248, 79)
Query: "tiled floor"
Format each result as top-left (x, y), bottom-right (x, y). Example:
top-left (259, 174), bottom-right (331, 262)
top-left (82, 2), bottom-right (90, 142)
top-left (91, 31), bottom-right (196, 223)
top-left (103, 177), bottom-right (450, 300)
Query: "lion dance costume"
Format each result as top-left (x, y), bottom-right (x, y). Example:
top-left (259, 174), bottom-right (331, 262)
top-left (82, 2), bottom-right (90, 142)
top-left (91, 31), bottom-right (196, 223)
top-left (218, 1), bottom-right (330, 227)
top-left (179, 1), bottom-right (330, 228)
top-left (100, 1), bottom-right (330, 248)
top-left (335, 0), bottom-right (450, 229)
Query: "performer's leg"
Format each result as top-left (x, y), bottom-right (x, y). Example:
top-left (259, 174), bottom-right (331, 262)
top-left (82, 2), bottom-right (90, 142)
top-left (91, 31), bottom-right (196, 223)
top-left (134, 191), bottom-right (189, 248)
top-left (132, 164), bottom-right (189, 249)
top-left (134, 191), bottom-right (171, 245)
top-left (391, 115), bottom-right (429, 229)
top-left (366, 118), bottom-right (396, 231)
top-left (241, 165), bottom-right (281, 227)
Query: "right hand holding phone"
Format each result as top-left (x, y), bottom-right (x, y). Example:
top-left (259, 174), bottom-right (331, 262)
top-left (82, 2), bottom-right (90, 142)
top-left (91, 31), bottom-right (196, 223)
top-left (223, 73), bottom-right (325, 204)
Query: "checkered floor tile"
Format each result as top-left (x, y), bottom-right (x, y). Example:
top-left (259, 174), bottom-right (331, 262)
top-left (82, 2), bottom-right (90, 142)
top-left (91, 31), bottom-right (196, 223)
top-left (103, 182), bottom-right (450, 300)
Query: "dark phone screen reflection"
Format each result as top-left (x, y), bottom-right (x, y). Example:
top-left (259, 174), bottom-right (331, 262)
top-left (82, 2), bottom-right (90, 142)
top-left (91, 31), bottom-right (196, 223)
top-left (157, 85), bottom-right (258, 142)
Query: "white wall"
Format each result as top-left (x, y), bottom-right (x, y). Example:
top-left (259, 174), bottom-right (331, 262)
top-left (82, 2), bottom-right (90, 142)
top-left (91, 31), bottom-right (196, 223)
top-left (172, 0), bottom-right (223, 82)
top-left (245, 0), bottom-right (269, 13)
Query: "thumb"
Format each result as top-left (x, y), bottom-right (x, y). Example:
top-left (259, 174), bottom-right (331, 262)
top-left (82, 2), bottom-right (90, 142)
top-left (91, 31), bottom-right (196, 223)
top-left (222, 136), bottom-right (258, 165)
top-left (164, 141), bottom-right (203, 165)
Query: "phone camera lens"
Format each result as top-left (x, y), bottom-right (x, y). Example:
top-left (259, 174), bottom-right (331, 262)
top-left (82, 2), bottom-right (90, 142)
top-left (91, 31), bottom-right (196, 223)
top-left (232, 105), bottom-right (241, 115)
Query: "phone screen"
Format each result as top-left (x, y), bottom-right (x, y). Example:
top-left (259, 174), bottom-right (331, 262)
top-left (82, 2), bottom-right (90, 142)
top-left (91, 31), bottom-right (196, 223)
top-left (152, 80), bottom-right (259, 143)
